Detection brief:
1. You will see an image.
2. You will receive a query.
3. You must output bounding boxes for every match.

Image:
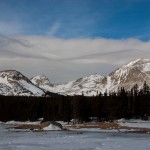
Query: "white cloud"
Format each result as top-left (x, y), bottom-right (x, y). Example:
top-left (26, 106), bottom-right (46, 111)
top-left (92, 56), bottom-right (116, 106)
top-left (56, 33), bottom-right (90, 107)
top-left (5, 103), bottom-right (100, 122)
top-left (0, 35), bottom-right (150, 83)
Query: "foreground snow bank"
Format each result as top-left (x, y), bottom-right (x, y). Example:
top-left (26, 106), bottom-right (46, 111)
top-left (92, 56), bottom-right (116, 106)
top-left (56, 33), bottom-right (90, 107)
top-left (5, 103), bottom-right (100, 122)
top-left (1, 123), bottom-right (150, 150)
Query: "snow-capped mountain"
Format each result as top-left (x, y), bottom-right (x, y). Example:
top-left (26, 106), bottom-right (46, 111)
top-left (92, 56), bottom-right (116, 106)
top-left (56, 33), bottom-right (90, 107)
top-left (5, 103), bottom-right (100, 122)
top-left (54, 74), bottom-right (105, 96)
top-left (0, 70), bottom-right (45, 96)
top-left (31, 75), bottom-right (54, 92)
top-left (1, 59), bottom-right (150, 96)
top-left (31, 74), bottom-right (104, 96)
top-left (31, 58), bottom-right (150, 96)
top-left (106, 58), bottom-right (150, 92)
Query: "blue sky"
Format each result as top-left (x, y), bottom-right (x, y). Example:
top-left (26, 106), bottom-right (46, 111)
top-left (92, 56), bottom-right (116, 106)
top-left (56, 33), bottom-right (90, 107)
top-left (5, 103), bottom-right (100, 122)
top-left (0, 0), bottom-right (150, 40)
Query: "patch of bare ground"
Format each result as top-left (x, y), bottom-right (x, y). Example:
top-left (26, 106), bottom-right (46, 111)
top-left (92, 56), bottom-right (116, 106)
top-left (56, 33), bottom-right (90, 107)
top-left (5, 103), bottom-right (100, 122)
top-left (15, 124), bottom-right (42, 130)
top-left (66, 122), bottom-right (150, 133)
top-left (14, 121), bottom-right (51, 130)
top-left (14, 121), bottom-right (63, 130)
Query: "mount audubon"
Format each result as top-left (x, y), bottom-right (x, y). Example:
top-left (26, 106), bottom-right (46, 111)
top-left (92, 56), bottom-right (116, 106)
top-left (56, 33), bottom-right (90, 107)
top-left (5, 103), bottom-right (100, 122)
top-left (0, 58), bottom-right (150, 96)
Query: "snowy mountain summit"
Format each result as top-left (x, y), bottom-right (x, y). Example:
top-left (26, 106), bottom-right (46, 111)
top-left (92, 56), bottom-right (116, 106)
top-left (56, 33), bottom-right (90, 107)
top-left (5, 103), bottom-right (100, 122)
top-left (31, 58), bottom-right (150, 96)
top-left (31, 75), bottom-right (53, 87)
top-left (0, 70), bottom-right (44, 96)
top-left (107, 58), bottom-right (150, 92)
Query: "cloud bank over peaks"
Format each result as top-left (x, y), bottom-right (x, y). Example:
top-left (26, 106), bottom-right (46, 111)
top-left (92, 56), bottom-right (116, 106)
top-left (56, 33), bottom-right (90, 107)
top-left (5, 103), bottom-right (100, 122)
top-left (0, 35), bottom-right (150, 83)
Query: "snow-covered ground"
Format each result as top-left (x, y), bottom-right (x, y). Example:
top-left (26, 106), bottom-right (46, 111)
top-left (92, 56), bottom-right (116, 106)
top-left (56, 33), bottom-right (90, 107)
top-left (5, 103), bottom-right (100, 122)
top-left (117, 119), bottom-right (150, 128)
top-left (4, 120), bottom-right (41, 125)
top-left (0, 123), bottom-right (150, 150)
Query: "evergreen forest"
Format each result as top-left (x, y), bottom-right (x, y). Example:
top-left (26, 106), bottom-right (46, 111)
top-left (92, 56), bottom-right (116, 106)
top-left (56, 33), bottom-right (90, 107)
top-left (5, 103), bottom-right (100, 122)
top-left (0, 82), bottom-right (150, 122)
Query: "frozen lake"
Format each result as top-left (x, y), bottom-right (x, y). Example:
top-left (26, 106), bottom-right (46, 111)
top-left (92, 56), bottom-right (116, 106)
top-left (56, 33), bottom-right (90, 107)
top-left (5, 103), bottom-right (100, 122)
top-left (0, 124), bottom-right (150, 150)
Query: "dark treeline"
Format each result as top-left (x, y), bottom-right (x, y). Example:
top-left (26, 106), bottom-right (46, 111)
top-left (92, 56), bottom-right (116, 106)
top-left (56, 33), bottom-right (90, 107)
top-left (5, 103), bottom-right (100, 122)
top-left (0, 82), bottom-right (150, 122)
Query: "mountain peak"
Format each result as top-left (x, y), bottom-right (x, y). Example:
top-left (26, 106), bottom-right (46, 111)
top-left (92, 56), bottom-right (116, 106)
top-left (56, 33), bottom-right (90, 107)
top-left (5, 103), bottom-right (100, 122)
top-left (0, 69), bottom-right (22, 74)
top-left (0, 70), bottom-right (29, 81)
top-left (126, 58), bottom-right (150, 67)
top-left (0, 70), bottom-right (45, 96)
top-left (31, 75), bottom-right (53, 87)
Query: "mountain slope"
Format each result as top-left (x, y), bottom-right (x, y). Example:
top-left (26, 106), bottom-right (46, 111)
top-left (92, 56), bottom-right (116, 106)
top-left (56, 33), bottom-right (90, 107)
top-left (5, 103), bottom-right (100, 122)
top-left (0, 70), bottom-right (45, 96)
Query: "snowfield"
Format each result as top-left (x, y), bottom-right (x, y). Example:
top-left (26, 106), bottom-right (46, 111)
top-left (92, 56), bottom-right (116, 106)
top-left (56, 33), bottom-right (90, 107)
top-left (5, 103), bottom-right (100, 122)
top-left (1, 122), bottom-right (150, 150)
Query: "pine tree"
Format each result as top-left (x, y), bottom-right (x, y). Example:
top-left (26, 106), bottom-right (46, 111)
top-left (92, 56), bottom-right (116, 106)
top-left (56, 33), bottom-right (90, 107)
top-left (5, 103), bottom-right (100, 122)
top-left (143, 81), bottom-right (149, 94)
